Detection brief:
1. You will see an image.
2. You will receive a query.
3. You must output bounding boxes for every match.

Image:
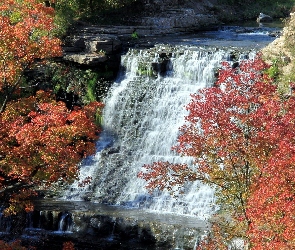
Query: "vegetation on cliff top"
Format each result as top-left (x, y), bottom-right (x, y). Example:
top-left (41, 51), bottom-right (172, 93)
top-left (217, 0), bottom-right (293, 21)
top-left (51, 0), bottom-right (294, 32)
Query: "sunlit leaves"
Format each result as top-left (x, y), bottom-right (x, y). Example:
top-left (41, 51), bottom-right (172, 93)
top-left (246, 92), bottom-right (295, 249)
top-left (0, 0), bottom-right (62, 109)
top-left (138, 161), bottom-right (196, 192)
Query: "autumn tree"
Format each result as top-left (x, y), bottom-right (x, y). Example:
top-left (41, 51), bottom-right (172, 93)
top-left (139, 54), bottom-right (293, 248)
top-left (242, 82), bottom-right (295, 248)
top-left (0, 91), bottom-right (103, 214)
top-left (0, 240), bottom-right (28, 250)
top-left (0, 0), bottom-right (104, 215)
top-left (0, 0), bottom-right (62, 112)
top-left (0, 238), bottom-right (76, 249)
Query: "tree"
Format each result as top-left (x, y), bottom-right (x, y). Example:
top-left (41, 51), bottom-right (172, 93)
top-left (0, 91), bottom-right (103, 215)
top-left (0, 0), bottom-right (104, 216)
top-left (0, 239), bottom-right (76, 249)
top-left (0, 0), bottom-right (62, 113)
top-left (245, 82), bottom-right (295, 249)
top-left (0, 240), bottom-right (28, 250)
top-left (139, 54), bottom-right (292, 248)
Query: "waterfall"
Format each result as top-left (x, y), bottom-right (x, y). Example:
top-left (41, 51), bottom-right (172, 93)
top-left (57, 212), bottom-right (73, 232)
top-left (63, 45), bottom-right (255, 220)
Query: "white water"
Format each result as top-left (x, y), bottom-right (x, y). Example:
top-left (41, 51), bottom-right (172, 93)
top-left (63, 45), bottom-right (254, 220)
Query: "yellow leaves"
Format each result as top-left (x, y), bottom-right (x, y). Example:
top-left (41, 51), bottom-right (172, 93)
top-left (3, 189), bottom-right (36, 216)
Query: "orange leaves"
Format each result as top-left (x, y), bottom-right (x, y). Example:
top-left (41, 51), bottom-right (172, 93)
top-left (247, 108), bottom-right (295, 248)
top-left (0, 90), bottom-right (103, 214)
top-left (0, 0), bottom-right (62, 101)
top-left (138, 161), bottom-right (196, 192)
top-left (3, 189), bottom-right (37, 216)
top-left (0, 240), bottom-right (28, 250)
top-left (62, 241), bottom-right (75, 250)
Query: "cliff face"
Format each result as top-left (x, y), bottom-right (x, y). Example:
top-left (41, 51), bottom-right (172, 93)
top-left (132, 0), bottom-right (292, 25)
top-left (110, 0), bottom-right (222, 33)
top-left (61, 0), bottom-right (293, 73)
top-left (142, 0), bottom-right (218, 14)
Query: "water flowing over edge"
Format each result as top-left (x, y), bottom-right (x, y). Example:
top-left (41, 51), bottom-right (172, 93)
top-left (62, 45), bottom-right (257, 220)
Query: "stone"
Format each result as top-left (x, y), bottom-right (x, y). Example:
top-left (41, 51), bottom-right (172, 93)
top-left (86, 38), bottom-right (122, 55)
top-left (140, 8), bottom-right (219, 33)
top-left (257, 13), bottom-right (273, 23)
top-left (269, 30), bottom-right (282, 37)
top-left (63, 53), bottom-right (108, 66)
top-left (281, 56), bottom-right (291, 63)
top-left (62, 27), bottom-right (123, 67)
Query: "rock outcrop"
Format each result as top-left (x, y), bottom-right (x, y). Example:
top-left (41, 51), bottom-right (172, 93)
top-left (63, 27), bottom-right (122, 69)
top-left (1, 200), bottom-right (209, 250)
top-left (262, 12), bottom-right (294, 77)
top-left (140, 8), bottom-right (219, 33)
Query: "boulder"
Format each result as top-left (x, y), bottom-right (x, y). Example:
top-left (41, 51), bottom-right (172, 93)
top-left (257, 13), bottom-right (273, 23)
top-left (63, 53), bottom-right (108, 66)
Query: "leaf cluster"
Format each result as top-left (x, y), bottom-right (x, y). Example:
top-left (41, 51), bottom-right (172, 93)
top-left (46, 63), bottom-right (111, 106)
top-left (0, 90), bottom-right (103, 215)
top-left (0, 1), bottom-right (106, 217)
top-left (0, 0), bottom-right (62, 112)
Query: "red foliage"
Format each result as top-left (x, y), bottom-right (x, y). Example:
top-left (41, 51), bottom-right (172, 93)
top-left (0, 91), bottom-right (103, 215)
top-left (62, 241), bottom-right (75, 250)
top-left (0, 0), bottom-right (62, 111)
top-left (245, 86), bottom-right (295, 248)
top-left (196, 223), bottom-right (228, 250)
top-left (0, 240), bottom-right (30, 250)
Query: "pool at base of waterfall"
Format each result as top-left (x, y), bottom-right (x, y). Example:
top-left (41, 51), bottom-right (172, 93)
top-left (0, 199), bottom-right (210, 250)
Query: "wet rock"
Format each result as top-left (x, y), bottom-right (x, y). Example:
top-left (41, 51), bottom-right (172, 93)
top-left (235, 27), bottom-right (254, 33)
top-left (269, 30), bottom-right (282, 37)
top-left (257, 13), bottom-right (273, 23)
top-left (16, 202), bottom-right (209, 250)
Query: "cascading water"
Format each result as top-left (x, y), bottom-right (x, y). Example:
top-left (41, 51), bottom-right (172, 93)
top-left (63, 45), bottom-right (255, 220)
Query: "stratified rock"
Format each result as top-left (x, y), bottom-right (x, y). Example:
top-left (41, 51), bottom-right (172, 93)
top-left (62, 28), bottom-right (122, 67)
top-left (63, 53), bottom-right (108, 66)
top-left (141, 8), bottom-right (219, 33)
